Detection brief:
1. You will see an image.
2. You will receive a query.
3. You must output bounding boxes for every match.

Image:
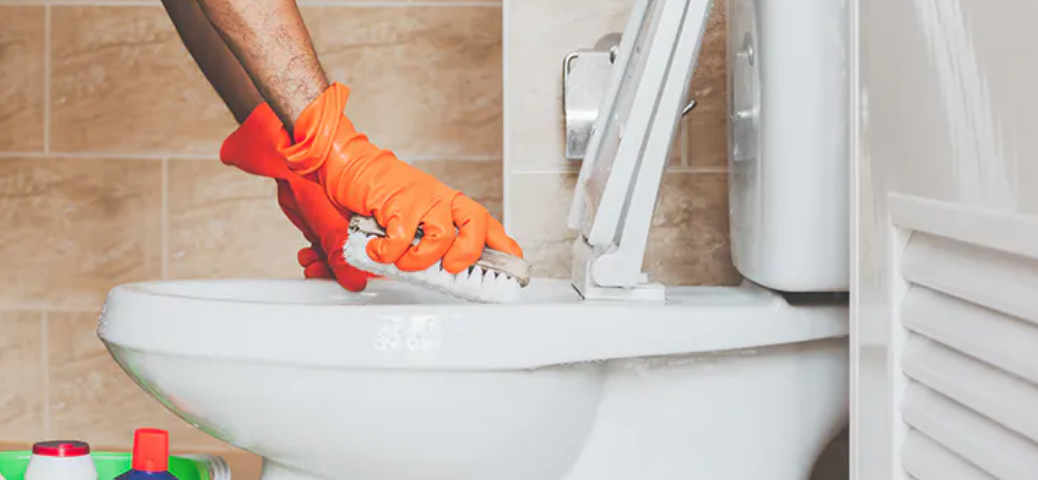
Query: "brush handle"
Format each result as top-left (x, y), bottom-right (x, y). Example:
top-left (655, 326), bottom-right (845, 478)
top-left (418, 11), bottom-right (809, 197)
top-left (348, 215), bottom-right (532, 287)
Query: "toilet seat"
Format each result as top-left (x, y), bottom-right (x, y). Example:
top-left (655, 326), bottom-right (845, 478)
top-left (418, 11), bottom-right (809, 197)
top-left (99, 278), bottom-right (848, 371)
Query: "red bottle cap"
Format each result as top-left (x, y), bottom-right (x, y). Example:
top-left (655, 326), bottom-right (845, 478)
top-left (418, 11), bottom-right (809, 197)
top-left (32, 441), bottom-right (90, 457)
top-left (131, 428), bottom-right (169, 472)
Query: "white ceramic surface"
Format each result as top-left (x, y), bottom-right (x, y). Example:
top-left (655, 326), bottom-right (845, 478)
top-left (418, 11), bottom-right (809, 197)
top-left (99, 278), bottom-right (849, 480)
top-left (727, 0), bottom-right (851, 292)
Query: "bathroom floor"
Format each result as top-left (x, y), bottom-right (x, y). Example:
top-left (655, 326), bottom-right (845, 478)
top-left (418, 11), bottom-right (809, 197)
top-left (810, 431), bottom-right (850, 480)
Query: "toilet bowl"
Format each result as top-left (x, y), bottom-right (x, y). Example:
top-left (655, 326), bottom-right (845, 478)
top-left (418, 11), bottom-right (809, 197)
top-left (98, 0), bottom-right (852, 478)
top-left (99, 277), bottom-right (848, 480)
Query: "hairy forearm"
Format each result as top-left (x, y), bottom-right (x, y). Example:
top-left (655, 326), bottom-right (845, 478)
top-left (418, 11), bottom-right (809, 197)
top-left (161, 0), bottom-right (262, 124)
top-left (194, 0), bottom-right (329, 131)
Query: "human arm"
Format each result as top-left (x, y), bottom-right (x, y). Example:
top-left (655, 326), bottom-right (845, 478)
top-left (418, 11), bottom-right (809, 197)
top-left (161, 0), bottom-right (370, 290)
top-left (192, 0), bottom-right (524, 273)
top-left (192, 0), bottom-right (327, 131)
top-left (160, 0), bottom-right (264, 123)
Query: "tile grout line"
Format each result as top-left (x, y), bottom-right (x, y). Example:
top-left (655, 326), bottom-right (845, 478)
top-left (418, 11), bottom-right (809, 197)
top-left (501, 0), bottom-right (512, 232)
top-left (510, 165), bottom-right (729, 175)
top-left (680, 117), bottom-right (689, 167)
top-left (410, 155), bottom-right (502, 162)
top-left (0, 151), bottom-right (501, 162)
top-left (0, 151), bottom-right (217, 161)
top-left (666, 165), bottom-right (729, 174)
top-left (0, 0), bottom-right (500, 6)
top-left (411, 1), bottom-right (500, 6)
top-left (43, 4), bottom-right (51, 153)
top-left (0, 0), bottom-right (151, 5)
top-left (161, 158), bottom-right (169, 279)
top-left (40, 310), bottom-right (49, 438)
top-left (2, 304), bottom-right (102, 313)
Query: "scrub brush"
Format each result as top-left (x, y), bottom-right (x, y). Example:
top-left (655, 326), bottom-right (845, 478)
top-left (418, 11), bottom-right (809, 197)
top-left (344, 215), bottom-right (532, 303)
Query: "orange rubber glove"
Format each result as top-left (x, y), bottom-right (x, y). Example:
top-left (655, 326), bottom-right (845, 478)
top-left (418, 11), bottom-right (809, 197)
top-left (220, 102), bottom-right (375, 292)
top-left (279, 82), bottom-right (523, 274)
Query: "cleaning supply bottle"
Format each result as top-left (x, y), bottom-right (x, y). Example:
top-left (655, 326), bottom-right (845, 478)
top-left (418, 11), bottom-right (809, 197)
top-left (25, 441), bottom-right (97, 480)
top-left (115, 429), bottom-right (179, 480)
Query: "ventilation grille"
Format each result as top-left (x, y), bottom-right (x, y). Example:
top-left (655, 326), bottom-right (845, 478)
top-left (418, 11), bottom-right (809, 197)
top-left (891, 194), bottom-right (1038, 480)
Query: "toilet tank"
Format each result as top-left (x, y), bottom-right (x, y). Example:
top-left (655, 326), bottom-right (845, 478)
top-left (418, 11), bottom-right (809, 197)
top-left (726, 0), bottom-right (849, 292)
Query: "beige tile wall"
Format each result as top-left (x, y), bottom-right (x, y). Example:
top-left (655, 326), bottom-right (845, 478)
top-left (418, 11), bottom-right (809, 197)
top-left (504, 0), bottom-right (742, 286)
top-left (0, 1), bottom-right (503, 478)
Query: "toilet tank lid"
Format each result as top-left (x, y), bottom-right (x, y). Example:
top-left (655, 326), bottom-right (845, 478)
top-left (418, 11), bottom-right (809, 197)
top-left (98, 279), bottom-right (848, 370)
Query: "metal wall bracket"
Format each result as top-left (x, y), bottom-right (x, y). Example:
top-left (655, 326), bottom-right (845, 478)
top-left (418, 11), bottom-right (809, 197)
top-left (562, 34), bottom-right (622, 160)
top-left (562, 33), bottom-right (697, 161)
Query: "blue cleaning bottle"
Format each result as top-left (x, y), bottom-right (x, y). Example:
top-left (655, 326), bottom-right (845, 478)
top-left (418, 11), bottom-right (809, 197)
top-left (115, 429), bottom-right (179, 480)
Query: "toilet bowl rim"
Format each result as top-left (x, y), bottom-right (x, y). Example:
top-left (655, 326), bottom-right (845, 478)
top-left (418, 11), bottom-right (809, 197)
top-left (98, 279), bottom-right (849, 370)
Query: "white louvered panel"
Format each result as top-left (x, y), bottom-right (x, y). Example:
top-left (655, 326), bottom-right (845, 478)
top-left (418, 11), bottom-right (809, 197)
top-left (900, 384), bottom-right (1038, 480)
top-left (902, 430), bottom-right (996, 480)
top-left (900, 232), bottom-right (1038, 327)
top-left (889, 194), bottom-right (1038, 480)
top-left (901, 335), bottom-right (1038, 443)
top-left (901, 286), bottom-right (1038, 388)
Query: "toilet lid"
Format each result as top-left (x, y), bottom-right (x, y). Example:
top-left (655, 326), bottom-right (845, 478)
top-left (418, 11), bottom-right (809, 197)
top-left (98, 279), bottom-right (848, 370)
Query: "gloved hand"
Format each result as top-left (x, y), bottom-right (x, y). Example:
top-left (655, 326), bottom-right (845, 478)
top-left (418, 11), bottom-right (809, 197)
top-left (278, 82), bottom-right (523, 274)
top-left (220, 102), bottom-right (375, 292)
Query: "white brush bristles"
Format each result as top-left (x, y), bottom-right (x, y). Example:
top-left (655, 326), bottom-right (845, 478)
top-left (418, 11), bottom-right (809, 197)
top-left (343, 233), bottom-right (523, 303)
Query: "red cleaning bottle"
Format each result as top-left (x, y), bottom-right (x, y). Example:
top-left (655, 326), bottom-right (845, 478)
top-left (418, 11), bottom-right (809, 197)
top-left (115, 429), bottom-right (180, 480)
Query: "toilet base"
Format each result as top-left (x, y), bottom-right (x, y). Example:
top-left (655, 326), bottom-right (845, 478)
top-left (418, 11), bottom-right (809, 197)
top-left (258, 446), bottom-right (848, 480)
top-left (249, 340), bottom-right (848, 480)
top-left (563, 339), bottom-right (849, 480)
top-left (99, 278), bottom-right (849, 480)
top-left (259, 462), bottom-right (313, 480)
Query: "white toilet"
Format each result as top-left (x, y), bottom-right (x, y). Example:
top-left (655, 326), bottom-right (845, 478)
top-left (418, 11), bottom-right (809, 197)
top-left (98, 0), bottom-right (850, 479)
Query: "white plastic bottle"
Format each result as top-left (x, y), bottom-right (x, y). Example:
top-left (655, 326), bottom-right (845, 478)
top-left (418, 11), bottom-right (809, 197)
top-left (25, 441), bottom-right (97, 480)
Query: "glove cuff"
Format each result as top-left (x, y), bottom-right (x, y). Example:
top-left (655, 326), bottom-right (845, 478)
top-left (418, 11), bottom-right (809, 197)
top-left (279, 82), bottom-right (362, 176)
top-left (219, 102), bottom-right (291, 177)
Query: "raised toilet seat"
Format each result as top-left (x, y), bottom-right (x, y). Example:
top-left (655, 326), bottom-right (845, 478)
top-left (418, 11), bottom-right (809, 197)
top-left (99, 278), bottom-right (848, 480)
